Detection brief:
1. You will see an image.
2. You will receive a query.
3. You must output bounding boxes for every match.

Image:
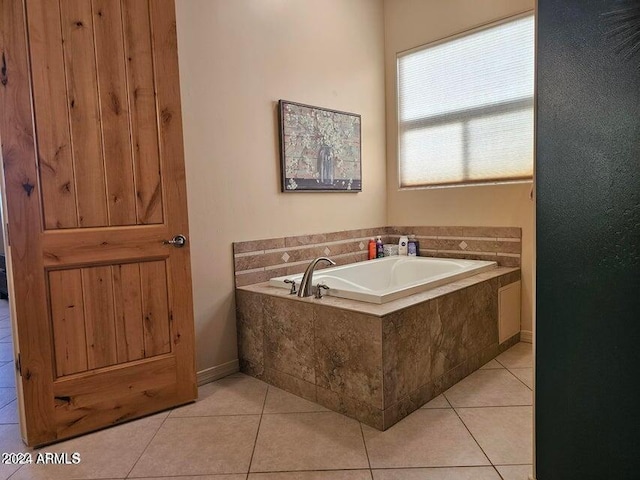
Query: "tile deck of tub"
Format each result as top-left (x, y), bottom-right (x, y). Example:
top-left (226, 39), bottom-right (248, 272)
top-left (0, 297), bottom-right (533, 480)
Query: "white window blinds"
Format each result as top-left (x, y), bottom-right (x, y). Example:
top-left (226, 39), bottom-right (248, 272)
top-left (397, 14), bottom-right (535, 188)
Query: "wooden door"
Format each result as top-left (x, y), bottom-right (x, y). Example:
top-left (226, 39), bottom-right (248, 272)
top-left (0, 0), bottom-right (196, 446)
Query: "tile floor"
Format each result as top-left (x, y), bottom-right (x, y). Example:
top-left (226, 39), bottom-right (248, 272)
top-left (0, 299), bottom-right (533, 480)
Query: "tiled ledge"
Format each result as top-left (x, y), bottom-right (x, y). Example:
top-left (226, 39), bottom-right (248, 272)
top-left (233, 225), bottom-right (521, 287)
top-left (237, 266), bottom-right (520, 317)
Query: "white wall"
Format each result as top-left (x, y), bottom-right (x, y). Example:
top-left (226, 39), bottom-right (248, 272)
top-left (175, 0), bottom-right (387, 372)
top-left (383, 0), bottom-right (535, 333)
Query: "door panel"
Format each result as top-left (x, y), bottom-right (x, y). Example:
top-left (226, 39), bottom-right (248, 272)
top-left (122, 0), bottom-right (164, 225)
top-left (139, 261), bottom-right (171, 357)
top-left (113, 263), bottom-right (145, 363)
top-left (27, 0), bottom-right (165, 229)
top-left (59, 0), bottom-right (109, 228)
top-left (49, 269), bottom-right (88, 376)
top-left (0, 0), bottom-right (196, 446)
top-left (26, 0), bottom-right (78, 229)
top-left (82, 265), bottom-right (118, 370)
top-left (93, 0), bottom-right (138, 226)
top-left (48, 262), bottom-right (173, 374)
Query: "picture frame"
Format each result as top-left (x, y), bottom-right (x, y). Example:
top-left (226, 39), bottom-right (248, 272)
top-left (278, 100), bottom-right (362, 192)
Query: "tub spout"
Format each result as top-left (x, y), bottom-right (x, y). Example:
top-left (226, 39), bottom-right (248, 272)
top-left (297, 257), bottom-right (336, 297)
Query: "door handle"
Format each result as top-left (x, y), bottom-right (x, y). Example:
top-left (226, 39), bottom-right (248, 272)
top-left (163, 234), bottom-right (187, 248)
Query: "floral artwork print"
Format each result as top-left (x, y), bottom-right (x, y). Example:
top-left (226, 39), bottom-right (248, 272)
top-left (279, 100), bottom-right (361, 192)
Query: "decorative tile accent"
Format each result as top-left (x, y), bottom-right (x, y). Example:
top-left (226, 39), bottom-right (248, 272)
top-left (233, 227), bottom-right (388, 287)
top-left (233, 226), bottom-right (521, 287)
top-left (388, 225), bottom-right (522, 268)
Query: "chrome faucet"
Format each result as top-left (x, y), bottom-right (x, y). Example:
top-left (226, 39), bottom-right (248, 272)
top-left (297, 257), bottom-right (336, 297)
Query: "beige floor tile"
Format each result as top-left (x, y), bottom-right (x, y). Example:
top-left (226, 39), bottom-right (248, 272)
top-left (372, 466), bottom-right (501, 479)
top-left (480, 360), bottom-right (503, 370)
top-left (0, 400), bottom-right (18, 424)
top-left (170, 375), bottom-right (267, 417)
top-left (363, 409), bottom-right (489, 468)
top-left (0, 424), bottom-right (29, 480)
top-left (443, 370), bottom-right (532, 407)
top-left (250, 471), bottom-right (372, 480)
top-left (0, 343), bottom-right (12, 362)
top-left (250, 412), bottom-right (369, 472)
top-left (495, 343), bottom-right (532, 369)
top-left (457, 407), bottom-right (532, 465)
top-left (0, 362), bottom-right (16, 389)
top-left (130, 415), bottom-right (260, 477)
top-left (134, 476), bottom-right (245, 480)
top-left (509, 369), bottom-right (533, 390)
top-left (421, 394), bottom-right (451, 409)
top-left (12, 414), bottom-right (166, 480)
top-left (495, 464), bottom-right (533, 480)
top-left (0, 335), bottom-right (11, 344)
top-left (263, 386), bottom-right (328, 414)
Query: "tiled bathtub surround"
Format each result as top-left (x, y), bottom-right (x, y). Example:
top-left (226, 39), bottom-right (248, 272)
top-left (233, 227), bottom-right (388, 287)
top-left (388, 226), bottom-right (522, 268)
top-left (233, 225), bottom-right (521, 287)
top-left (236, 267), bottom-right (521, 430)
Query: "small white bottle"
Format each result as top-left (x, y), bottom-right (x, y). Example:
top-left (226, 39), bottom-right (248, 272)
top-left (398, 235), bottom-right (408, 255)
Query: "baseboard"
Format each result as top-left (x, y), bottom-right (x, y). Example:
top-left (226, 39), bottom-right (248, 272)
top-left (520, 330), bottom-right (533, 343)
top-left (196, 359), bottom-right (240, 386)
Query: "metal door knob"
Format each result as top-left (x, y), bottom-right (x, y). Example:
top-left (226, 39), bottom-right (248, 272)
top-left (164, 234), bottom-right (187, 248)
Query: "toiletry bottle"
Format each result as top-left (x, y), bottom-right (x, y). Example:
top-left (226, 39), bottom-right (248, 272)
top-left (376, 236), bottom-right (384, 258)
top-left (398, 235), bottom-right (408, 255)
top-left (407, 236), bottom-right (417, 256)
top-left (368, 238), bottom-right (376, 260)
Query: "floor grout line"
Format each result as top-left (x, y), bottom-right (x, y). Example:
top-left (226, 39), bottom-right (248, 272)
top-left (123, 411), bottom-right (173, 479)
top-left (245, 384), bottom-right (270, 480)
top-left (445, 403), bottom-right (533, 409)
top-left (359, 421), bottom-right (373, 472)
top-left (446, 392), bottom-right (495, 467)
top-left (494, 464), bottom-right (508, 480)
top-left (369, 464), bottom-right (503, 471)
top-left (505, 367), bottom-right (534, 391)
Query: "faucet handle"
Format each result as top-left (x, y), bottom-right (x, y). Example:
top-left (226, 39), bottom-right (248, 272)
top-left (284, 279), bottom-right (297, 294)
top-left (315, 283), bottom-right (330, 299)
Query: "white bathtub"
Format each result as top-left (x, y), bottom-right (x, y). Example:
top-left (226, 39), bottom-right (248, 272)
top-left (269, 256), bottom-right (497, 304)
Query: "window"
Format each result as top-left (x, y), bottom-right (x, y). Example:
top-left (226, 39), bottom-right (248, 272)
top-left (397, 13), bottom-right (535, 188)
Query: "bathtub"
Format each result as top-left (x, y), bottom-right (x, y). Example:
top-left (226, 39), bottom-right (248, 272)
top-left (269, 256), bottom-right (497, 304)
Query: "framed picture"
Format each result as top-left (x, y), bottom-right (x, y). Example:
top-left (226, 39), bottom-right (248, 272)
top-left (278, 100), bottom-right (361, 192)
